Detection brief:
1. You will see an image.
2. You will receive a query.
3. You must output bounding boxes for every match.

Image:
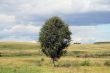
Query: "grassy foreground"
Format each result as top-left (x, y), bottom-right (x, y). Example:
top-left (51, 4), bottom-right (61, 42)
top-left (0, 42), bottom-right (110, 73)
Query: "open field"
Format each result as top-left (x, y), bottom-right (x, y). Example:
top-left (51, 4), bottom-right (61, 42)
top-left (0, 42), bottom-right (110, 73)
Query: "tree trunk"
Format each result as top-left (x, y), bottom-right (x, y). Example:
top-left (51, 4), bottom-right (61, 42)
top-left (52, 58), bottom-right (55, 67)
top-left (0, 52), bottom-right (1, 57)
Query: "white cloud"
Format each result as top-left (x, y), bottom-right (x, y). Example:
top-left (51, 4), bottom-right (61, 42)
top-left (2, 0), bottom-right (109, 15)
top-left (2, 24), bottom-right (41, 35)
top-left (22, 0), bottom-right (110, 14)
top-left (71, 35), bottom-right (95, 43)
top-left (0, 36), bottom-right (35, 42)
top-left (9, 24), bottom-right (40, 33)
top-left (69, 26), bottom-right (97, 43)
top-left (0, 14), bottom-right (16, 30)
top-left (18, 0), bottom-right (73, 15)
top-left (0, 24), bottom-right (41, 42)
top-left (0, 14), bottom-right (16, 22)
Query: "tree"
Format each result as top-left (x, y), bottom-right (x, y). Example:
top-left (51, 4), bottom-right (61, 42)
top-left (39, 16), bottom-right (71, 66)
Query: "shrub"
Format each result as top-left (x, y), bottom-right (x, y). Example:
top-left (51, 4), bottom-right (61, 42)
top-left (80, 60), bottom-right (91, 66)
top-left (41, 58), bottom-right (45, 62)
top-left (104, 60), bottom-right (110, 66)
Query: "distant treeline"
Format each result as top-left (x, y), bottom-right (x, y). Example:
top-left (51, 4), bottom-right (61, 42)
top-left (73, 42), bottom-right (81, 44)
top-left (94, 42), bottom-right (110, 44)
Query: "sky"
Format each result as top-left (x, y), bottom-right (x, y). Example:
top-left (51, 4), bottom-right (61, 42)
top-left (0, 0), bottom-right (110, 43)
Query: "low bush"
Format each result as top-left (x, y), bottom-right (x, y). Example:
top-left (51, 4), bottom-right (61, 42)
top-left (80, 60), bottom-right (91, 66)
top-left (104, 60), bottom-right (110, 66)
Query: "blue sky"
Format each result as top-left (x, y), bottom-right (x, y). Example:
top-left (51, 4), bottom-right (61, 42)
top-left (0, 0), bottom-right (110, 43)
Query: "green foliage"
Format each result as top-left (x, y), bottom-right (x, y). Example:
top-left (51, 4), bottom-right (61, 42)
top-left (39, 16), bottom-right (71, 63)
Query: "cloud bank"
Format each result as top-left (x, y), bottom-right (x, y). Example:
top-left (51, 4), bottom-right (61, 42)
top-left (0, 0), bottom-right (110, 43)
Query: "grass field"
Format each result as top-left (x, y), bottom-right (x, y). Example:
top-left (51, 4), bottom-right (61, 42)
top-left (0, 42), bottom-right (110, 73)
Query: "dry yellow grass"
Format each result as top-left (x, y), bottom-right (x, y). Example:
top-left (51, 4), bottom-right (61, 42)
top-left (0, 42), bottom-right (110, 73)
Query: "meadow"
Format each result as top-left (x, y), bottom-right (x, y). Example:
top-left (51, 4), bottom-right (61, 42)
top-left (0, 42), bottom-right (110, 73)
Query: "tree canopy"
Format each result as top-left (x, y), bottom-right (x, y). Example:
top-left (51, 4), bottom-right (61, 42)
top-left (39, 16), bottom-right (71, 65)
